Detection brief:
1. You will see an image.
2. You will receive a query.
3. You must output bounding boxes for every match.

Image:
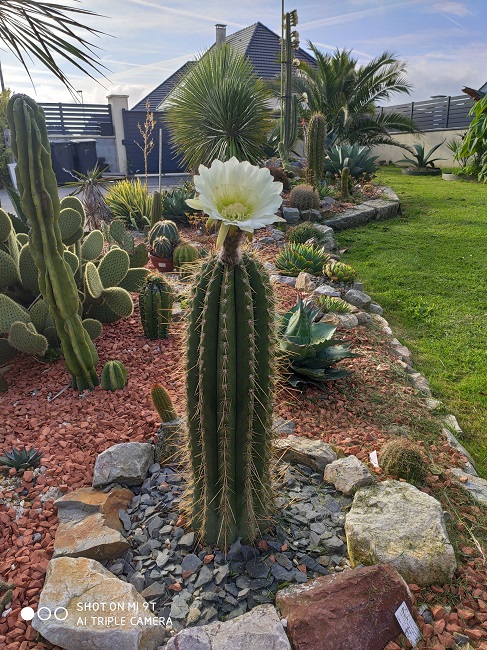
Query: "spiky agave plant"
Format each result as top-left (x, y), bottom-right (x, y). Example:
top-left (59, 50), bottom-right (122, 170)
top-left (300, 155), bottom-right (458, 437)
top-left (0, 446), bottom-right (42, 470)
top-left (276, 242), bottom-right (330, 276)
top-left (185, 157), bottom-right (284, 547)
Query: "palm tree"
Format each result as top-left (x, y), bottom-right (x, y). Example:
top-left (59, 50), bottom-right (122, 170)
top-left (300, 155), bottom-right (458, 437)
top-left (294, 43), bottom-right (417, 148)
top-left (165, 44), bottom-right (273, 170)
top-left (0, 1), bottom-right (106, 91)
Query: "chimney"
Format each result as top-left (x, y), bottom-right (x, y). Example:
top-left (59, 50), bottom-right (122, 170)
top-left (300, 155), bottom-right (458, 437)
top-left (215, 24), bottom-right (227, 47)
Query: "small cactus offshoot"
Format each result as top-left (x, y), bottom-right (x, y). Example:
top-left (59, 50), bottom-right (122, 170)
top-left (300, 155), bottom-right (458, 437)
top-left (151, 384), bottom-right (178, 422)
top-left (380, 438), bottom-right (428, 484)
top-left (323, 260), bottom-right (357, 284)
top-left (100, 360), bottom-right (128, 391)
top-left (0, 446), bottom-right (43, 470)
top-left (276, 242), bottom-right (330, 276)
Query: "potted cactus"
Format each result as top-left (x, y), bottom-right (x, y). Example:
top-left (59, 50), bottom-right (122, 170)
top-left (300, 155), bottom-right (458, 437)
top-left (148, 220), bottom-right (180, 272)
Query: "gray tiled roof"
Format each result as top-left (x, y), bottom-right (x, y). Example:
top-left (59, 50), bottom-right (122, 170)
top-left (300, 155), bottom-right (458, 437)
top-left (130, 21), bottom-right (315, 111)
top-left (130, 61), bottom-right (195, 111)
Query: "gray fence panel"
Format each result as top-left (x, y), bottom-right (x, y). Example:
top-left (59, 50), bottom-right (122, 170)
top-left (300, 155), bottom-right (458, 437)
top-left (40, 103), bottom-right (113, 136)
top-left (377, 94), bottom-right (474, 132)
top-left (122, 110), bottom-right (185, 175)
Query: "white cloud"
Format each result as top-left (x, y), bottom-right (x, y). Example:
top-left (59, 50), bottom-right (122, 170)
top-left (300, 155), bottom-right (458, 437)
top-left (424, 2), bottom-right (472, 16)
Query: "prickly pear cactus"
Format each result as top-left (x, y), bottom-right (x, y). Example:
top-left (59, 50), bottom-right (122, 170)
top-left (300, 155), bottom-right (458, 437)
top-left (139, 274), bottom-right (173, 339)
top-left (7, 94), bottom-right (99, 389)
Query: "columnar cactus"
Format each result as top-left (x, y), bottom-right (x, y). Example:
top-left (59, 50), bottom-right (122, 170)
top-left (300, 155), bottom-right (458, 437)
top-left (151, 384), bottom-right (178, 422)
top-left (307, 112), bottom-right (327, 188)
top-left (185, 157), bottom-right (284, 547)
top-left (7, 94), bottom-right (99, 389)
top-left (150, 191), bottom-right (163, 228)
top-left (341, 166), bottom-right (351, 201)
top-left (279, 10), bottom-right (299, 168)
top-left (139, 274), bottom-right (173, 339)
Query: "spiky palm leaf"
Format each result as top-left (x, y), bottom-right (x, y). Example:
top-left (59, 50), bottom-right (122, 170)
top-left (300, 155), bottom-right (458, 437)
top-left (0, 1), bottom-right (107, 91)
top-left (165, 44), bottom-right (273, 170)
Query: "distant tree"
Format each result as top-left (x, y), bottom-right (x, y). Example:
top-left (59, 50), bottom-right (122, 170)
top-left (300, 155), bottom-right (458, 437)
top-left (294, 44), bottom-right (417, 148)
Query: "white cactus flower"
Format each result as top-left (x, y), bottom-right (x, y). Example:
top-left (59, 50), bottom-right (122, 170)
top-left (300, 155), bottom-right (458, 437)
top-left (186, 157), bottom-right (284, 247)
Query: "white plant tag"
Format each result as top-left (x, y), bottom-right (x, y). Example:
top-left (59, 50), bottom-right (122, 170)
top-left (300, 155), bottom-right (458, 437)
top-left (369, 450), bottom-right (379, 467)
top-left (395, 601), bottom-right (421, 646)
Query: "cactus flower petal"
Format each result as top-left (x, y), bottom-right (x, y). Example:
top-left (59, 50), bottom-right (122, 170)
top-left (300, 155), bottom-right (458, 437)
top-left (188, 157), bottom-right (284, 234)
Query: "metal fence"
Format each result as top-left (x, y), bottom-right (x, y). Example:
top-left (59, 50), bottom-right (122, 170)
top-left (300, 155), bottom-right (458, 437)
top-left (39, 103), bottom-right (114, 136)
top-left (377, 94), bottom-right (474, 132)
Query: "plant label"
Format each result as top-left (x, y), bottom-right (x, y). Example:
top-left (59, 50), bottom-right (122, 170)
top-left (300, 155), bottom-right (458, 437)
top-left (394, 601), bottom-right (421, 646)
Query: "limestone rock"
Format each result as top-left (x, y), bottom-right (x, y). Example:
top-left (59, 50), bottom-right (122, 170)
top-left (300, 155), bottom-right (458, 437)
top-left (276, 564), bottom-right (411, 650)
top-left (409, 372), bottom-right (431, 396)
top-left (300, 209), bottom-right (321, 222)
top-left (336, 313), bottom-right (359, 329)
top-left (312, 284), bottom-right (341, 299)
top-left (323, 455), bottom-right (376, 495)
top-left (345, 480), bottom-right (456, 585)
top-left (356, 311), bottom-right (372, 326)
top-left (273, 435), bottom-right (337, 472)
top-left (320, 313), bottom-right (341, 326)
top-left (53, 487), bottom-right (133, 560)
top-left (281, 207), bottom-right (300, 225)
top-left (93, 442), bottom-right (154, 488)
top-left (165, 604), bottom-right (290, 650)
top-left (449, 468), bottom-right (487, 506)
top-left (32, 557), bottom-right (166, 650)
top-left (368, 302), bottom-right (383, 315)
top-left (323, 205), bottom-right (377, 231)
top-left (295, 272), bottom-right (316, 293)
top-left (343, 289), bottom-right (372, 310)
top-left (312, 223), bottom-right (336, 252)
top-left (270, 275), bottom-right (297, 287)
top-left (363, 198), bottom-right (400, 220)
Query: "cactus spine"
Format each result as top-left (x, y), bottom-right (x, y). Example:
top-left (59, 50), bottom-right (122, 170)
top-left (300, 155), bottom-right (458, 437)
top-left (139, 274), bottom-right (173, 339)
top-left (7, 94), bottom-right (99, 389)
top-left (187, 231), bottom-right (274, 546)
top-left (307, 112), bottom-right (327, 188)
top-left (151, 384), bottom-right (178, 422)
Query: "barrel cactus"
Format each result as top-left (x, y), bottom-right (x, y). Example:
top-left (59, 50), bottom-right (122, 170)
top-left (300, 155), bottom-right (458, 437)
top-left (7, 94), bottom-right (99, 389)
top-left (185, 156), bottom-right (284, 546)
top-left (139, 274), bottom-right (173, 339)
top-left (148, 220), bottom-right (180, 247)
top-left (173, 241), bottom-right (200, 274)
top-left (380, 438), bottom-right (428, 484)
top-left (151, 236), bottom-right (173, 260)
top-left (288, 183), bottom-right (320, 212)
top-left (101, 360), bottom-right (128, 391)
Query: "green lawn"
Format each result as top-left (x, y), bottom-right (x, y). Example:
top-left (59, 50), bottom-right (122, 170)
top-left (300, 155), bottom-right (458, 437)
top-left (337, 167), bottom-right (487, 477)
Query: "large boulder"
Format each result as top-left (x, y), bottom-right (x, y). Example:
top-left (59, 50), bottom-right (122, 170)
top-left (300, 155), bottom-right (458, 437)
top-left (53, 487), bottom-right (133, 560)
top-left (165, 604), bottom-right (290, 650)
top-left (93, 442), bottom-right (154, 488)
top-left (323, 455), bottom-right (376, 495)
top-left (276, 564), bottom-right (411, 650)
top-left (273, 435), bottom-right (337, 472)
top-left (32, 557), bottom-right (166, 650)
top-left (345, 480), bottom-right (456, 585)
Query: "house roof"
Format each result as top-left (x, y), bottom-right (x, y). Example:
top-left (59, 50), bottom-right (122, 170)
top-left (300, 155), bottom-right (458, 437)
top-left (130, 21), bottom-right (316, 111)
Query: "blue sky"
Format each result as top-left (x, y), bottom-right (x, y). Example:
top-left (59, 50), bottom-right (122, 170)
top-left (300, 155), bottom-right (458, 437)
top-left (1, 0), bottom-right (485, 108)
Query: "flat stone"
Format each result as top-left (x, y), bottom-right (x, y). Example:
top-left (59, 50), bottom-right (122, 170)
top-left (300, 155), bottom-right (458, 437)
top-left (368, 302), bottom-right (383, 315)
top-left (273, 435), bottom-right (337, 472)
top-left (273, 417), bottom-right (296, 436)
top-left (312, 284), bottom-right (341, 299)
top-left (165, 604), bottom-right (291, 650)
top-left (323, 205), bottom-right (377, 231)
top-left (32, 557), bottom-right (165, 650)
top-left (276, 564), bottom-right (410, 650)
top-left (282, 207), bottom-right (300, 224)
top-left (356, 311), bottom-right (372, 326)
top-left (409, 372), bottom-right (431, 396)
top-left (245, 558), bottom-right (269, 579)
top-left (93, 442), bottom-right (154, 488)
top-left (449, 468), bottom-right (487, 506)
top-left (270, 274), bottom-right (297, 287)
top-left (300, 209), bottom-right (322, 222)
top-left (181, 554), bottom-right (203, 574)
top-left (53, 487), bottom-right (133, 561)
top-left (324, 455), bottom-right (376, 496)
top-left (194, 565), bottom-right (214, 588)
top-left (345, 480), bottom-right (456, 585)
top-left (363, 198), bottom-right (400, 220)
top-left (178, 532), bottom-right (195, 549)
top-left (343, 289), bottom-right (372, 310)
top-left (336, 313), bottom-right (358, 329)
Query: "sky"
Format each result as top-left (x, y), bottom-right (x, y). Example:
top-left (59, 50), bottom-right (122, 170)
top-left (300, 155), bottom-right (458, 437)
top-left (1, 0), bottom-right (485, 108)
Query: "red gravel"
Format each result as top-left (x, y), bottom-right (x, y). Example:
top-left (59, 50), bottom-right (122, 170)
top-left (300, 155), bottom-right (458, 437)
top-left (0, 243), bottom-right (486, 649)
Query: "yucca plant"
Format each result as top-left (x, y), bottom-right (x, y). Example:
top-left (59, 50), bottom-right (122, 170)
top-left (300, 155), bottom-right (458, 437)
top-left (278, 297), bottom-right (358, 388)
top-left (65, 163), bottom-right (112, 230)
top-left (0, 446), bottom-right (42, 470)
top-left (105, 178), bottom-right (153, 230)
top-left (166, 43), bottom-right (272, 169)
top-left (276, 242), bottom-right (330, 276)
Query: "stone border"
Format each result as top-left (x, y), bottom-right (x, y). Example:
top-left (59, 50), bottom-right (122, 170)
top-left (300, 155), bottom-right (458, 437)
top-left (322, 186), bottom-right (400, 231)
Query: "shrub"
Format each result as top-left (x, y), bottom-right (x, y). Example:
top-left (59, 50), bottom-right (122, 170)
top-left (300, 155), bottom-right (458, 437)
top-left (380, 438), bottom-right (428, 484)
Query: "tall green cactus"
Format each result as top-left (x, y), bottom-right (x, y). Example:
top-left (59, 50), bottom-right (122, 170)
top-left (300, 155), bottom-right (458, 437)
top-left (307, 112), bottom-right (327, 188)
top-left (7, 94), bottom-right (99, 389)
top-left (279, 9), bottom-right (299, 168)
top-left (187, 232), bottom-right (275, 547)
top-left (150, 191), bottom-right (163, 227)
top-left (341, 166), bottom-right (351, 201)
top-left (139, 274), bottom-right (173, 339)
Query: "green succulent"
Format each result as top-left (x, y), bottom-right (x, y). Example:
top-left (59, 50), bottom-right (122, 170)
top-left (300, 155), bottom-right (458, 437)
top-left (397, 141), bottom-right (446, 169)
top-left (323, 260), bottom-right (357, 284)
top-left (105, 178), bottom-right (152, 230)
top-left (315, 295), bottom-right (353, 314)
top-left (324, 143), bottom-right (378, 180)
top-left (278, 296), bottom-right (358, 388)
top-left (276, 242), bottom-right (330, 276)
top-left (286, 222), bottom-right (322, 244)
top-left (0, 446), bottom-right (43, 470)
top-left (161, 187), bottom-right (198, 224)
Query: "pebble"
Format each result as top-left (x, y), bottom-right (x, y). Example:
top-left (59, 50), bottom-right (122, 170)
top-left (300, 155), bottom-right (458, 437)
top-left (106, 456), bottom-right (348, 630)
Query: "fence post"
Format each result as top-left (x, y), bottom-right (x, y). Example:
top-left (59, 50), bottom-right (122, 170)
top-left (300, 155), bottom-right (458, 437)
top-left (58, 103), bottom-right (66, 135)
top-left (410, 102), bottom-right (414, 123)
top-left (445, 96), bottom-right (451, 128)
top-left (107, 94), bottom-right (129, 175)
